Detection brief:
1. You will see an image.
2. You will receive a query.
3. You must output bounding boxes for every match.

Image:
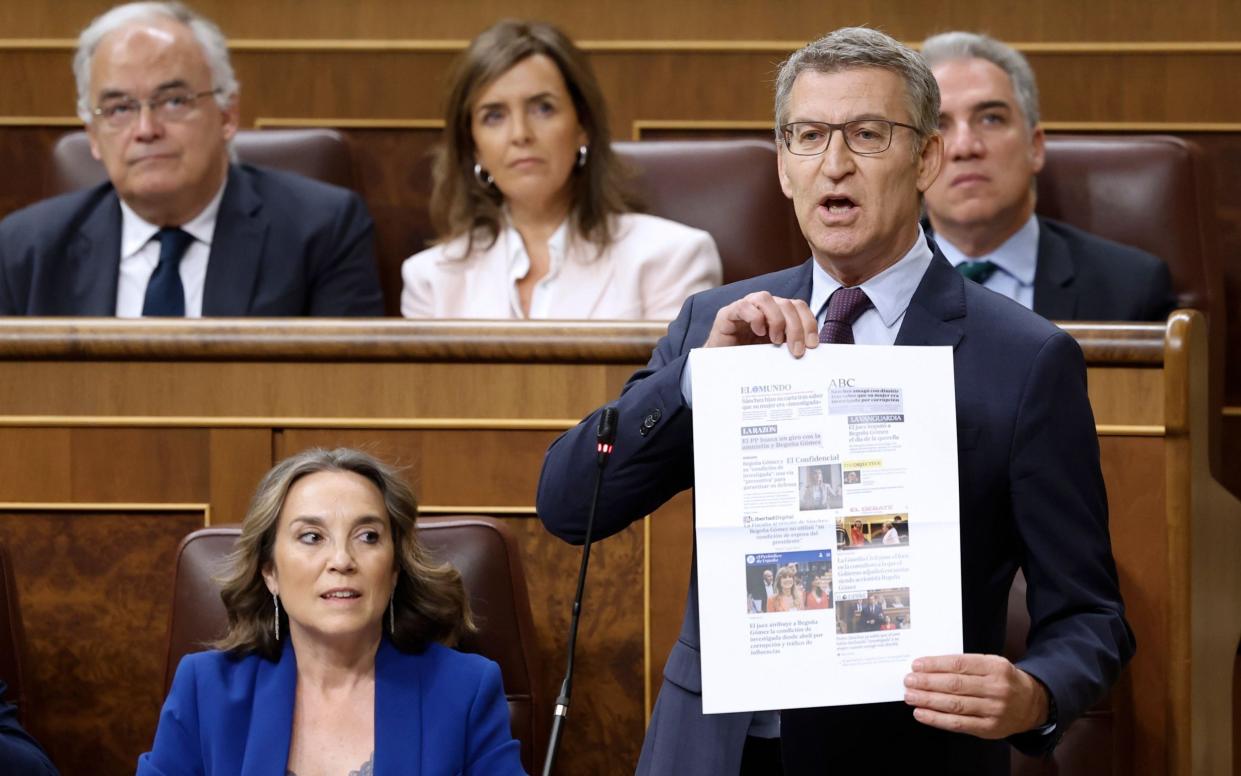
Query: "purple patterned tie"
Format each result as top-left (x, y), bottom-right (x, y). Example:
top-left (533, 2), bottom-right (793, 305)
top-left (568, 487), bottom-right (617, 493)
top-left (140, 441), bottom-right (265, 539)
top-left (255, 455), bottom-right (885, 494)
top-left (818, 287), bottom-right (873, 344)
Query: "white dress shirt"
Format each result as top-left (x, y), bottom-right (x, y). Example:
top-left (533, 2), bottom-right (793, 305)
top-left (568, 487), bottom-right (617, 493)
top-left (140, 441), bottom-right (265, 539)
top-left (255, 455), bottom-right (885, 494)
top-left (115, 180), bottom-right (226, 318)
top-left (935, 215), bottom-right (1040, 311)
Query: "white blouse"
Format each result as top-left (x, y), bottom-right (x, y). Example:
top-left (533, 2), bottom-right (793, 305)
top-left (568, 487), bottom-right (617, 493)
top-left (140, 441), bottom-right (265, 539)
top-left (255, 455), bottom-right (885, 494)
top-left (400, 212), bottom-right (722, 320)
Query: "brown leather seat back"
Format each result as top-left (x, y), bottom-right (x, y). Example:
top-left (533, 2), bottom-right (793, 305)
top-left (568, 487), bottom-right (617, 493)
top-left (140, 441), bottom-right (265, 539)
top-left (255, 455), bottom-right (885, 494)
top-left (0, 543), bottom-right (28, 724)
top-left (1005, 570), bottom-right (1115, 775)
top-left (415, 516), bottom-right (544, 772)
top-left (1038, 134), bottom-right (1219, 316)
top-left (47, 129), bottom-right (356, 196)
top-left (164, 517), bottom-right (543, 773)
top-left (615, 139), bottom-right (808, 284)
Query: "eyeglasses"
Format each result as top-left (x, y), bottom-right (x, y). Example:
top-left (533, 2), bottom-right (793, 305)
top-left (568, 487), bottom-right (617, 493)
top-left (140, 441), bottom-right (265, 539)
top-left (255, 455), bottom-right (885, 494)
top-left (92, 88), bottom-right (221, 130)
top-left (779, 120), bottom-right (921, 156)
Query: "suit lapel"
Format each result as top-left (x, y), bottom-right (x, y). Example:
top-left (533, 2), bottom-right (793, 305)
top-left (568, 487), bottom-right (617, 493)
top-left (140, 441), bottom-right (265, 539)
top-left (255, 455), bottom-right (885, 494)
top-left (779, 259), bottom-right (815, 305)
top-left (564, 238), bottom-right (618, 318)
top-left (69, 192), bottom-right (122, 315)
top-left (894, 251), bottom-right (966, 349)
top-left (1031, 218), bottom-right (1077, 320)
top-left (241, 643), bottom-right (296, 776)
top-left (203, 166), bottom-right (267, 316)
top-left (375, 639), bottom-right (421, 775)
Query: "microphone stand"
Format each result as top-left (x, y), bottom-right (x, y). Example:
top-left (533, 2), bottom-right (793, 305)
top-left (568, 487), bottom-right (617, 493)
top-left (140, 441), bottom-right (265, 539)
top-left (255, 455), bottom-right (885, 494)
top-left (541, 407), bottom-right (618, 776)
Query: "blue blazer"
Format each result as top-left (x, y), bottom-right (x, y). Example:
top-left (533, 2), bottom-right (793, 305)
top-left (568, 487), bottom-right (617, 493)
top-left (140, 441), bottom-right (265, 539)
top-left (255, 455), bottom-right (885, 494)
top-left (0, 164), bottom-right (384, 316)
top-left (137, 639), bottom-right (525, 776)
top-left (537, 248), bottom-right (1135, 775)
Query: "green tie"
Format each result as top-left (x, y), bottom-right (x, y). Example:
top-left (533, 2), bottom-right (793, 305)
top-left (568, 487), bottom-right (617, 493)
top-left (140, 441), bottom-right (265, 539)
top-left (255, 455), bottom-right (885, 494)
top-left (956, 260), bottom-right (999, 285)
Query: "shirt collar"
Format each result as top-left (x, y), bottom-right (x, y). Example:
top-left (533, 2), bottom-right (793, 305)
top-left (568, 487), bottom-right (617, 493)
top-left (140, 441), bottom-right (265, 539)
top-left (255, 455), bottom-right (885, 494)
top-left (935, 214), bottom-right (1040, 286)
top-left (118, 175), bottom-right (228, 260)
top-left (504, 216), bottom-right (571, 282)
top-left (809, 225), bottom-right (935, 329)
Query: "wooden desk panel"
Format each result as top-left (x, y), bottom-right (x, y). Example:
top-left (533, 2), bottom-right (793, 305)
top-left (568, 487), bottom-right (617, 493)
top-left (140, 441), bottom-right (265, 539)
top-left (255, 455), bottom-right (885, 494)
top-left (0, 508), bottom-right (206, 774)
top-left (0, 317), bottom-right (1233, 776)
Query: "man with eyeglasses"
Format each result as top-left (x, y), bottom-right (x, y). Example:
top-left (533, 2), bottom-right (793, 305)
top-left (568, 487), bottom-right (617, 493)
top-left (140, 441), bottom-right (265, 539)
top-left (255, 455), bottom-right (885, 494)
top-left (921, 31), bottom-right (1174, 322)
top-left (538, 27), bottom-right (1132, 775)
top-left (0, 2), bottom-right (383, 317)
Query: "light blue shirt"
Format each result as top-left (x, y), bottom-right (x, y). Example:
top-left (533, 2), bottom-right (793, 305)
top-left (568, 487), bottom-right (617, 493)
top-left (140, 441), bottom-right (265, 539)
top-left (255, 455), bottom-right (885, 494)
top-left (807, 225), bottom-right (933, 345)
top-left (681, 226), bottom-right (934, 405)
top-left (935, 215), bottom-right (1040, 311)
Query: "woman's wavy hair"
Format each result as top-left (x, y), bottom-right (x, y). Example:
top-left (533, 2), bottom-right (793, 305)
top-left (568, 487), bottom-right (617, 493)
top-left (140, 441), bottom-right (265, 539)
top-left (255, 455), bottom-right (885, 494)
top-left (213, 447), bottom-right (474, 660)
top-left (430, 19), bottom-right (640, 256)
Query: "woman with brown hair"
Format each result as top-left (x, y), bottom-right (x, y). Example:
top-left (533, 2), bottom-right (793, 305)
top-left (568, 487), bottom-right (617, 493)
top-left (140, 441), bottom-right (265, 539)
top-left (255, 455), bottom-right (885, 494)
top-left (138, 448), bottom-right (524, 775)
top-left (401, 19), bottom-right (721, 320)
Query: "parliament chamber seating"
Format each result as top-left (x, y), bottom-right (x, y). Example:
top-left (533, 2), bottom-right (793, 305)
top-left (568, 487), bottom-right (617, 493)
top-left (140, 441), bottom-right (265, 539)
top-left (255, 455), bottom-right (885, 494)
top-left (613, 139), bottom-right (808, 284)
top-left (0, 543), bottom-right (29, 726)
top-left (46, 128), bottom-right (356, 195)
top-left (1038, 135), bottom-right (1221, 318)
top-left (163, 516), bottom-right (545, 773)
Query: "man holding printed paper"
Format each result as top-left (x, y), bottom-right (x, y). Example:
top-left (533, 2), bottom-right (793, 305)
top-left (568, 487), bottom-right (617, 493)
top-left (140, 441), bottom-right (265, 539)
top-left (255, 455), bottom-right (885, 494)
top-left (537, 27), bottom-right (1133, 776)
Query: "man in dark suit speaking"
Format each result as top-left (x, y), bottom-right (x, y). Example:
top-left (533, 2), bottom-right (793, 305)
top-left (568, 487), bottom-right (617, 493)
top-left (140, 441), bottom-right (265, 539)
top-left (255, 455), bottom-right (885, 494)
top-left (920, 31), bottom-right (1175, 322)
top-left (537, 27), bottom-right (1133, 776)
top-left (0, 2), bottom-right (383, 317)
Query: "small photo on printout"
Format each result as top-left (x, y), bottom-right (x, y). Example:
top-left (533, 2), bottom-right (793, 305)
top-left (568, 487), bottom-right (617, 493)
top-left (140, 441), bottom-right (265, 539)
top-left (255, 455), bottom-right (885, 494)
top-left (797, 463), bottom-right (843, 511)
top-left (745, 549), bottom-right (833, 614)
top-left (835, 513), bottom-right (908, 549)
top-left (836, 587), bottom-right (910, 634)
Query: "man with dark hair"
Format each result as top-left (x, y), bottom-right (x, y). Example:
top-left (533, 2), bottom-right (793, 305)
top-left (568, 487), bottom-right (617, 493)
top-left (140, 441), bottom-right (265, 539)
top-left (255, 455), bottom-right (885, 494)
top-left (920, 31), bottom-right (1174, 322)
top-left (539, 26), bottom-right (1132, 776)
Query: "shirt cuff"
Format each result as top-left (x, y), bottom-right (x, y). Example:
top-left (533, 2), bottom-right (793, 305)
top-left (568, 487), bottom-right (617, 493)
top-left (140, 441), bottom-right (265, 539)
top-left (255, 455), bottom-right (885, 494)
top-left (679, 356), bottom-right (694, 407)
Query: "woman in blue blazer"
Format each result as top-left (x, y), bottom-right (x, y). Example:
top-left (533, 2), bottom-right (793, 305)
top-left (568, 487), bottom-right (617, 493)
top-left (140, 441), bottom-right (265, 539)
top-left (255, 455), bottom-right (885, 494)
top-left (138, 448), bottom-right (526, 775)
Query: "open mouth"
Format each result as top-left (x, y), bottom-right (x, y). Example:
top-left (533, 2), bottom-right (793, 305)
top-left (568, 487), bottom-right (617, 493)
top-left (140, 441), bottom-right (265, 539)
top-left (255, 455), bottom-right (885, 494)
top-left (818, 195), bottom-right (859, 217)
top-left (321, 590), bottom-right (361, 600)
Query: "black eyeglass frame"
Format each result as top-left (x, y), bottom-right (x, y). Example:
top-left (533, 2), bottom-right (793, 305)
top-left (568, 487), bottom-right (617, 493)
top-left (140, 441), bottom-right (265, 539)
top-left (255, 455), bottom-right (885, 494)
top-left (778, 119), bottom-right (923, 156)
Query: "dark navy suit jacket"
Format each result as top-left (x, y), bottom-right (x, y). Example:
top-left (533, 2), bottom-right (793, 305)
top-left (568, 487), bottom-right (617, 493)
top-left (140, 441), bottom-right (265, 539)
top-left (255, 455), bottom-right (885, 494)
top-left (136, 639), bottom-right (525, 776)
top-left (926, 215), bottom-right (1176, 322)
top-left (0, 164), bottom-right (384, 316)
top-left (1030, 217), bottom-right (1175, 322)
top-left (537, 249), bottom-right (1135, 775)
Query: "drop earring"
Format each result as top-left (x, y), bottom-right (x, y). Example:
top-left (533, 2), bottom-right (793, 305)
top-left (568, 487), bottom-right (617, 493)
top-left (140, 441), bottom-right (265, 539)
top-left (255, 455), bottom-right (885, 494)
top-left (388, 594), bottom-right (395, 633)
top-left (272, 593), bottom-right (280, 641)
top-left (576, 144), bottom-right (588, 168)
top-left (473, 163), bottom-right (494, 187)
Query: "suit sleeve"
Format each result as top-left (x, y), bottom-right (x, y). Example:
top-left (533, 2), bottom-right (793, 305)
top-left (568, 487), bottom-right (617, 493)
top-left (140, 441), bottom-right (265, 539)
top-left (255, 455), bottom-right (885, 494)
top-left (464, 661), bottom-right (526, 776)
top-left (0, 218), bottom-right (24, 315)
top-left (0, 683), bottom-right (57, 775)
top-left (136, 657), bottom-right (204, 776)
top-left (640, 229), bottom-right (723, 321)
top-left (1142, 257), bottom-right (1177, 321)
top-left (537, 294), bottom-right (699, 544)
top-left (306, 191), bottom-right (385, 316)
top-left (399, 253), bottom-right (434, 318)
top-left (1006, 330), bottom-right (1135, 753)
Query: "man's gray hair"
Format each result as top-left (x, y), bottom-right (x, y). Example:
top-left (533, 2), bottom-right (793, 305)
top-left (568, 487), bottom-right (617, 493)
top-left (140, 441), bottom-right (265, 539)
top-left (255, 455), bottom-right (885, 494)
top-left (73, 1), bottom-right (238, 123)
top-left (773, 27), bottom-right (940, 139)
top-left (921, 31), bottom-right (1040, 127)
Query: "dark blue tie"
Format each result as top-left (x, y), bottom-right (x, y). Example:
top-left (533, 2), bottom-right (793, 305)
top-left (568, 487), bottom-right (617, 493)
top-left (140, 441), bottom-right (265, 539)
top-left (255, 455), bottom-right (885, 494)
top-left (142, 227), bottom-right (193, 317)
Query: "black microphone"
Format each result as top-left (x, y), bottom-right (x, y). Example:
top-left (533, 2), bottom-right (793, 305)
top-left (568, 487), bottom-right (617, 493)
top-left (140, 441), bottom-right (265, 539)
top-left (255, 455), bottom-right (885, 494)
top-left (542, 406), bottom-right (619, 776)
